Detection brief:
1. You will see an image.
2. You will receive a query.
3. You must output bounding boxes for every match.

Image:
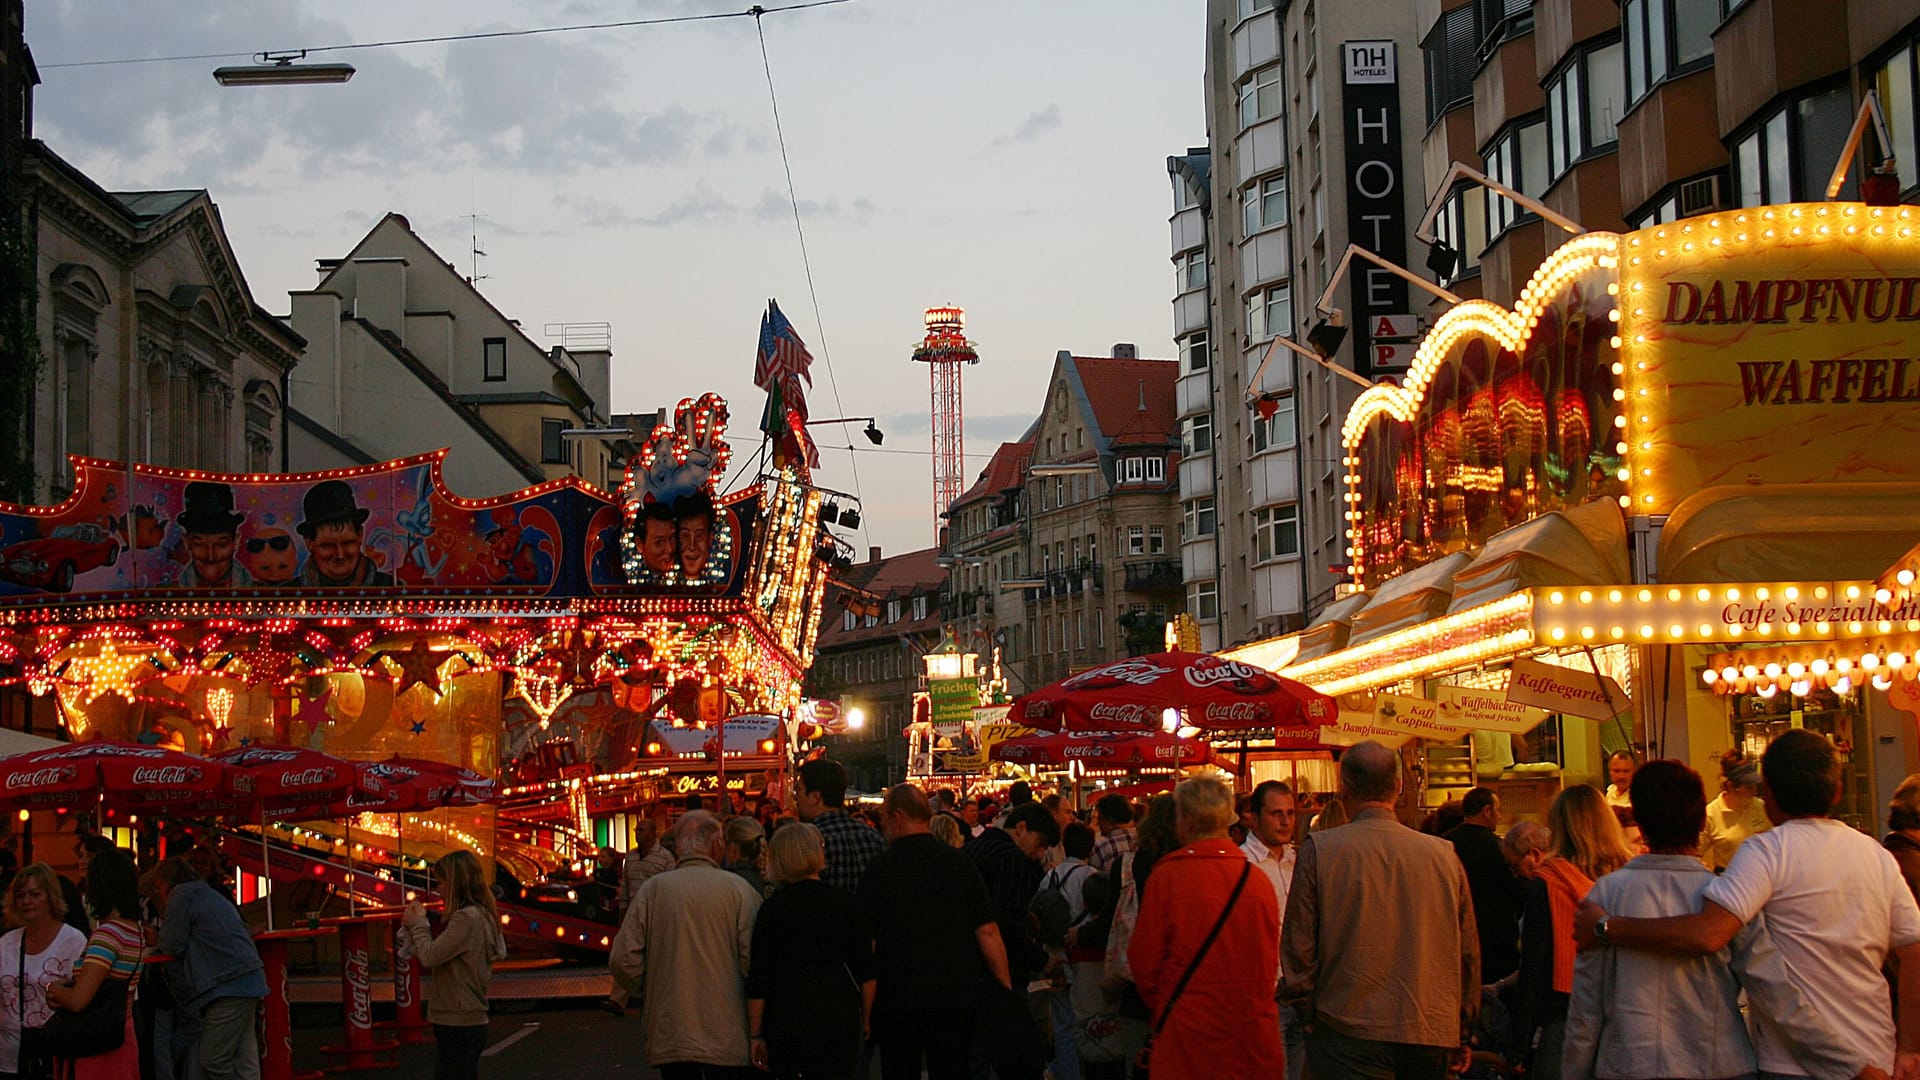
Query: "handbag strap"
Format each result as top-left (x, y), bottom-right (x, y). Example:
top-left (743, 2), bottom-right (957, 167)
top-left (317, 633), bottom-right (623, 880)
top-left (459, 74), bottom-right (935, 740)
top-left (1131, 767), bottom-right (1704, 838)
top-left (16, 929), bottom-right (23, 1027)
top-left (1150, 862), bottom-right (1252, 1039)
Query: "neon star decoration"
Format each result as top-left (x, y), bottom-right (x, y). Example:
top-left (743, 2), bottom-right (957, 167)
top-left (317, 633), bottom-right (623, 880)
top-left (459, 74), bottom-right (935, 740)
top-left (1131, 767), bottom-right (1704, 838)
top-left (66, 641), bottom-right (154, 706)
top-left (381, 636), bottom-right (445, 698)
top-left (293, 685), bottom-right (335, 728)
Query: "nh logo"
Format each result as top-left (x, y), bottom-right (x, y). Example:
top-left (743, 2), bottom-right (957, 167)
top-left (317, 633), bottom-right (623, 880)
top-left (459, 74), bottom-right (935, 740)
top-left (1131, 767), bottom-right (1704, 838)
top-left (1344, 41), bottom-right (1395, 84)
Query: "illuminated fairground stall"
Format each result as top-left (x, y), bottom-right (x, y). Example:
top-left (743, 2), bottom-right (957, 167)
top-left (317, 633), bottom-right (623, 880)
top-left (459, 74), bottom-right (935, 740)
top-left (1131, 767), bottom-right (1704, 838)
top-left (0, 392), bottom-right (832, 919)
top-left (1226, 203), bottom-right (1920, 829)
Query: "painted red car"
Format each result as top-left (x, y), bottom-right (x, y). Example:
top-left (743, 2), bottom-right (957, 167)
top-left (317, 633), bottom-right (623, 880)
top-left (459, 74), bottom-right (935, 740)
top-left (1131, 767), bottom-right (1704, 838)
top-left (0, 523), bottom-right (121, 592)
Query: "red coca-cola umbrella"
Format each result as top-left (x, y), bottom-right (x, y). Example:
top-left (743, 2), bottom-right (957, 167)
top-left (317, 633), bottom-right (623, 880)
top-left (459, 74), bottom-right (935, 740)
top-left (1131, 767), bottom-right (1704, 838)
top-left (349, 756), bottom-right (497, 813)
top-left (1010, 651), bottom-right (1337, 734)
top-left (211, 745), bottom-right (374, 819)
top-left (988, 730), bottom-right (1216, 768)
top-left (0, 740), bottom-right (229, 811)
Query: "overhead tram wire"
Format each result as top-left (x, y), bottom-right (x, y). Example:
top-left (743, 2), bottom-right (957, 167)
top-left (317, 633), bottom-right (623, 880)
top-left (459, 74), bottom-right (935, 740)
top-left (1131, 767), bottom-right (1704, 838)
top-left (37, 0), bottom-right (852, 70)
top-left (750, 6), bottom-right (872, 552)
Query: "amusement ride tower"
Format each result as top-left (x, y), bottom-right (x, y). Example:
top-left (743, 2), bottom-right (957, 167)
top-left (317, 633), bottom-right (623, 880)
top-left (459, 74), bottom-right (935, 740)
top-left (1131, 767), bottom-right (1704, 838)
top-left (912, 306), bottom-right (979, 534)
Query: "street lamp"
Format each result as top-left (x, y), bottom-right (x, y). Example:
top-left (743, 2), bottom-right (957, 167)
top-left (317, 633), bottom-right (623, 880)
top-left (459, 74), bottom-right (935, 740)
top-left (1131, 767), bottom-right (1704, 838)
top-left (846, 707), bottom-right (866, 732)
top-left (214, 50), bottom-right (355, 87)
top-left (806, 417), bottom-right (885, 446)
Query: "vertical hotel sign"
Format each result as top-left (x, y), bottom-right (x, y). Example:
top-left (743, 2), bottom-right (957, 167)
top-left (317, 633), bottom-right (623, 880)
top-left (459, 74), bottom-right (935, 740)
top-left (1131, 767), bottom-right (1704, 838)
top-left (1341, 40), bottom-right (1411, 378)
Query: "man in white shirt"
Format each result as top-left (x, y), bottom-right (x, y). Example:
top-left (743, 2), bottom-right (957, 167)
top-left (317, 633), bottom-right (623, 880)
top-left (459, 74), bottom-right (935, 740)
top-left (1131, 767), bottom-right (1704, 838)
top-left (1243, 779), bottom-right (1303, 1080)
top-left (1578, 730), bottom-right (1920, 1080)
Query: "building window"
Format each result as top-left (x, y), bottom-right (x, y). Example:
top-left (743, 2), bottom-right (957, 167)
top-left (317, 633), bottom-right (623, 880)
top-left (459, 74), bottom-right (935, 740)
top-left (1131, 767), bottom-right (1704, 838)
top-left (1432, 186), bottom-right (1487, 277)
top-left (1148, 525), bottom-right (1166, 555)
top-left (1253, 504), bottom-right (1300, 563)
top-left (484, 338), bottom-right (508, 382)
top-left (1188, 580), bottom-right (1220, 622)
top-left (1877, 47), bottom-right (1919, 189)
top-left (1731, 84), bottom-right (1852, 207)
top-left (1623, 0), bottom-right (1716, 105)
top-left (1176, 251), bottom-right (1207, 292)
top-left (1180, 332), bottom-right (1210, 375)
top-left (1128, 526), bottom-right (1145, 556)
top-left (1122, 458), bottom-right (1144, 484)
top-left (913, 595), bottom-right (928, 620)
top-left (1477, 0), bottom-right (1534, 57)
top-left (1546, 42), bottom-right (1624, 180)
top-left (1182, 498), bottom-right (1217, 540)
top-left (1173, 175), bottom-right (1202, 211)
top-left (1423, 4), bottom-right (1480, 124)
top-left (1145, 456), bottom-right (1164, 483)
top-left (1245, 285), bottom-right (1292, 343)
top-left (843, 610), bottom-right (855, 631)
top-left (887, 598), bottom-right (902, 623)
top-left (1235, 0), bottom-right (1274, 20)
top-left (1242, 176), bottom-right (1288, 236)
top-left (541, 418), bottom-right (567, 464)
top-left (1239, 65), bottom-right (1282, 130)
top-left (1181, 414), bottom-right (1213, 456)
top-left (1484, 117), bottom-right (1549, 238)
top-left (1253, 394), bottom-right (1297, 452)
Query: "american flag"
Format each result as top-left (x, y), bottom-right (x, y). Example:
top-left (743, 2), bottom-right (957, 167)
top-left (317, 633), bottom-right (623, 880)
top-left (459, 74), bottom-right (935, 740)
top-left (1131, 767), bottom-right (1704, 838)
top-left (755, 299), bottom-right (814, 391)
top-left (755, 300), bottom-right (821, 469)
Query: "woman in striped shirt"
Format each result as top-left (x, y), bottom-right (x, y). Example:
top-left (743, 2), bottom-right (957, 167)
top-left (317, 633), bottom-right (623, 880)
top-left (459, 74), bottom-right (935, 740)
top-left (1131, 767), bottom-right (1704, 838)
top-left (46, 847), bottom-right (145, 1080)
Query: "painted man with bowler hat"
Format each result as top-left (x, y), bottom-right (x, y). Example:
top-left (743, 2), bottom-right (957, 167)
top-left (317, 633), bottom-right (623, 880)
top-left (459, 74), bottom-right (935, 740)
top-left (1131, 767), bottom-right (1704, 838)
top-left (174, 482), bottom-right (252, 588)
top-left (296, 480), bottom-right (393, 587)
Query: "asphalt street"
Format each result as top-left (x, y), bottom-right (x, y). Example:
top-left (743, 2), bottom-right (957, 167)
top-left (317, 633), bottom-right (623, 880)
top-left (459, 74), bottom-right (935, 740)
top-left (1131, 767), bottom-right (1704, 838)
top-left (293, 1001), bottom-right (670, 1079)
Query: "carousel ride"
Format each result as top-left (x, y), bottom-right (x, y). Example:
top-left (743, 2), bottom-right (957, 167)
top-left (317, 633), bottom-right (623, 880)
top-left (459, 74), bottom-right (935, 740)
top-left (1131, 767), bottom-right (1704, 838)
top-left (0, 392), bottom-right (836, 954)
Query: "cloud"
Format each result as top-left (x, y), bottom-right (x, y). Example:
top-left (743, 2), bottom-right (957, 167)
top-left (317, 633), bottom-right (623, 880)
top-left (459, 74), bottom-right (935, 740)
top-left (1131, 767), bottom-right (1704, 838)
top-left (751, 188), bottom-right (876, 225)
top-left (28, 3), bottom-right (767, 185)
top-left (554, 182), bottom-right (737, 228)
top-left (883, 412), bottom-right (1035, 441)
top-left (991, 104), bottom-right (1061, 147)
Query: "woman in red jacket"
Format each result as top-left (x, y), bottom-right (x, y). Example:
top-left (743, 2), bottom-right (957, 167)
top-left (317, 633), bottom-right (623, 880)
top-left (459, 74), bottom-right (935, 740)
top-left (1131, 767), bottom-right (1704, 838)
top-left (1128, 777), bottom-right (1284, 1079)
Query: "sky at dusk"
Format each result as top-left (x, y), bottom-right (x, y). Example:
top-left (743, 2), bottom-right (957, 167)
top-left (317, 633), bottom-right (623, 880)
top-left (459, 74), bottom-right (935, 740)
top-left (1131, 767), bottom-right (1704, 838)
top-left (28, 1), bottom-right (1204, 558)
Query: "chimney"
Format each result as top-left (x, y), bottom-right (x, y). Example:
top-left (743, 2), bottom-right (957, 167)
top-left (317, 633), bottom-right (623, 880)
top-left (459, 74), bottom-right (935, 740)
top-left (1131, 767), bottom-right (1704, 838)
top-left (1111, 343), bottom-right (1138, 359)
top-left (869, 546), bottom-right (883, 564)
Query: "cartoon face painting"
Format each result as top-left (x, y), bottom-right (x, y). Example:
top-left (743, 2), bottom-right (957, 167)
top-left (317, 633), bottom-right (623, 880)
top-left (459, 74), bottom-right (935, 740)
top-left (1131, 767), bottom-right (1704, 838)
top-left (244, 528), bottom-right (298, 584)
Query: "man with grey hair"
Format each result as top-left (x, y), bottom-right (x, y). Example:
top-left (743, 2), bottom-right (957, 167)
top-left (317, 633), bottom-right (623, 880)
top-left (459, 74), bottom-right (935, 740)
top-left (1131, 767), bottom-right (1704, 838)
top-left (610, 810), bottom-right (763, 1077)
top-left (1282, 741), bottom-right (1479, 1079)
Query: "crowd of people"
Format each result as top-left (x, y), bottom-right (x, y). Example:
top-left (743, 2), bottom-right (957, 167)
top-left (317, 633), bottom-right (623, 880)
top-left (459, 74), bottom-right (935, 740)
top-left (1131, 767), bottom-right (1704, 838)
top-left (585, 729), bottom-right (1920, 1080)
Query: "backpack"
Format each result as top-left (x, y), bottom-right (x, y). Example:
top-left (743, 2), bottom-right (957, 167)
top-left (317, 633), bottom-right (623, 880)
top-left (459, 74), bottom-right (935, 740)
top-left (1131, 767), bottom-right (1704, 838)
top-left (1030, 862), bottom-right (1093, 947)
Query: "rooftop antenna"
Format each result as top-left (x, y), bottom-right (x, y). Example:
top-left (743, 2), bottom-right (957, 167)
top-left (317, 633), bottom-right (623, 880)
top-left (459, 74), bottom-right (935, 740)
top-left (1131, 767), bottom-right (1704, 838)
top-left (467, 212), bottom-right (490, 285)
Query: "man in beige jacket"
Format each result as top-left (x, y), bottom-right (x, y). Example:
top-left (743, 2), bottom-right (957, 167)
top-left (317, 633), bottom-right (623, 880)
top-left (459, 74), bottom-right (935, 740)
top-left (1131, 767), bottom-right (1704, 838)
top-left (610, 811), bottom-right (763, 1075)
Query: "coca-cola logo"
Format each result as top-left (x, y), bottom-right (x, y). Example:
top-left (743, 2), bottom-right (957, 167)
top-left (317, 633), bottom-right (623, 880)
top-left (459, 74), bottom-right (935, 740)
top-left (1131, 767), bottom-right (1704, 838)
top-left (232, 748), bottom-right (300, 763)
top-left (131, 765), bottom-right (200, 786)
top-left (1064, 659), bottom-right (1172, 689)
top-left (1202, 701), bottom-right (1271, 723)
top-left (1087, 703), bottom-right (1151, 726)
top-left (392, 946), bottom-right (415, 1008)
top-left (279, 768), bottom-right (336, 788)
top-left (5, 766), bottom-right (75, 790)
top-left (1184, 659), bottom-right (1273, 691)
top-left (1302, 697), bottom-right (1336, 722)
top-left (999, 745), bottom-right (1044, 762)
top-left (1062, 744), bottom-right (1116, 759)
top-left (1019, 699), bottom-right (1056, 719)
top-left (344, 946), bottom-right (373, 1030)
top-left (39, 744), bottom-right (165, 760)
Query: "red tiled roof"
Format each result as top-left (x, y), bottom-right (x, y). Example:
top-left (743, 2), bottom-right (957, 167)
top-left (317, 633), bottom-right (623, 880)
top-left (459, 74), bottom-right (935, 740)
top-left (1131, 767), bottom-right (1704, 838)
top-left (816, 546), bottom-right (949, 649)
top-left (1071, 357), bottom-right (1178, 447)
top-left (950, 441), bottom-right (1033, 511)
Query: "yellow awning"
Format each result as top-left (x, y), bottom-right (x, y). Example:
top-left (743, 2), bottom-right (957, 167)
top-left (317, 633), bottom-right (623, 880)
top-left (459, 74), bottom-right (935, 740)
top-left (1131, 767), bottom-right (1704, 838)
top-left (1347, 552), bottom-right (1474, 646)
top-left (1447, 498), bottom-right (1629, 614)
top-left (1660, 482), bottom-right (1920, 583)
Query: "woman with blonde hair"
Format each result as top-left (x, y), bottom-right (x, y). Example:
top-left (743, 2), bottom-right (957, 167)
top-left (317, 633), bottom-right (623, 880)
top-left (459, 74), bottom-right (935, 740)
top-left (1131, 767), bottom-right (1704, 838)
top-left (0, 863), bottom-right (87, 1079)
top-left (402, 850), bottom-right (507, 1080)
top-left (1509, 785), bottom-right (1627, 1080)
top-left (1550, 782), bottom-right (1636, 880)
top-left (928, 813), bottom-right (965, 849)
top-left (724, 815), bottom-right (770, 898)
top-left (746, 823), bottom-right (873, 1079)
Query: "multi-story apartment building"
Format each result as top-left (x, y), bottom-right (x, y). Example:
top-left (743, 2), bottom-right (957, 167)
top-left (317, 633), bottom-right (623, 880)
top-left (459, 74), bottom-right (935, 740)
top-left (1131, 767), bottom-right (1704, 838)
top-left (807, 545), bottom-right (947, 790)
top-left (1181, 0), bottom-right (1426, 647)
top-left (1417, 0), bottom-right (1920, 313)
top-left (289, 214), bottom-right (622, 496)
top-left (939, 346), bottom-right (1184, 692)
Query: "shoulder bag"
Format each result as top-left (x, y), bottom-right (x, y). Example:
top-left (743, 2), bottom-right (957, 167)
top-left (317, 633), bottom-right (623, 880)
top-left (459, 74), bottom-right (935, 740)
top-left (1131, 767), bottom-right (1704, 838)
top-left (15, 929), bottom-right (55, 1080)
top-left (43, 921), bottom-right (140, 1058)
top-left (1134, 862), bottom-right (1252, 1074)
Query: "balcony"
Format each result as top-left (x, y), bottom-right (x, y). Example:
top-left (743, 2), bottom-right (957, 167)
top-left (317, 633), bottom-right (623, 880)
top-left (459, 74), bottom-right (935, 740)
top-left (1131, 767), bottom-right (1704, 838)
top-left (1122, 559), bottom-right (1183, 592)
